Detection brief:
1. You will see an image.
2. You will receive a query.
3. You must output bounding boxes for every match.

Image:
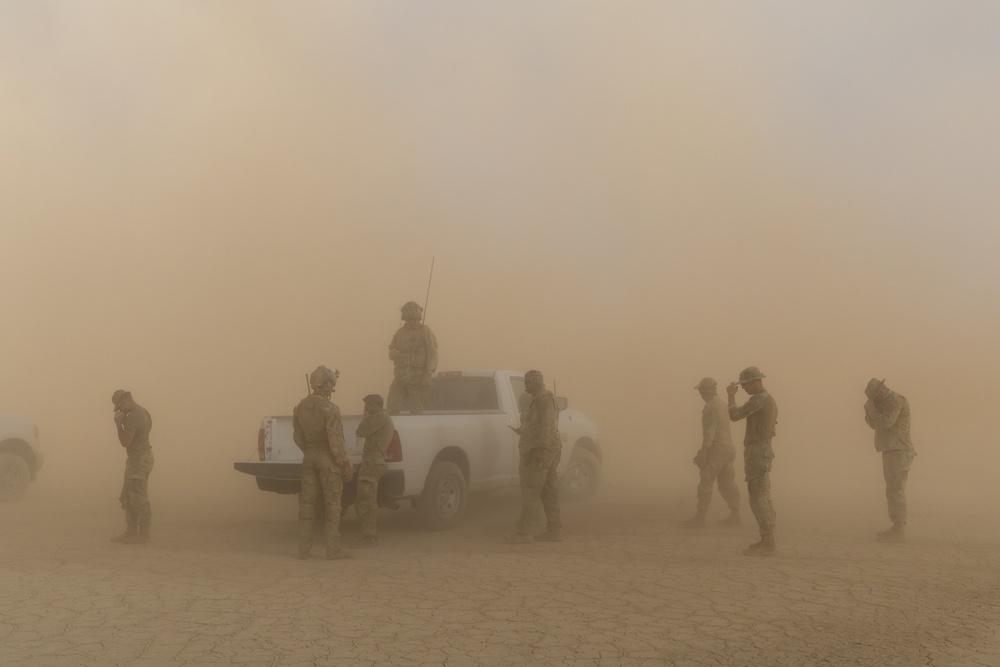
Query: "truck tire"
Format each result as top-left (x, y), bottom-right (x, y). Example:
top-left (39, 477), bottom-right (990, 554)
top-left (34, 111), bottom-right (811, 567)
top-left (0, 453), bottom-right (30, 501)
top-left (560, 448), bottom-right (601, 501)
top-left (418, 461), bottom-right (467, 530)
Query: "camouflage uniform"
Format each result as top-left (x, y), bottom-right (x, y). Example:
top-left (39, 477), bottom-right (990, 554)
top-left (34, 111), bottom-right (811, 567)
top-left (293, 389), bottom-right (349, 558)
top-left (865, 381), bottom-right (916, 525)
top-left (515, 384), bottom-right (562, 538)
top-left (119, 404), bottom-right (154, 535)
top-left (387, 313), bottom-right (438, 415)
top-left (355, 404), bottom-right (394, 540)
top-left (694, 391), bottom-right (740, 516)
top-left (729, 389), bottom-right (778, 539)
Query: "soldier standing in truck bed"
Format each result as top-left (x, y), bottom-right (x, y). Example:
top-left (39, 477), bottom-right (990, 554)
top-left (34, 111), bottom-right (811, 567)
top-left (387, 301), bottom-right (438, 415)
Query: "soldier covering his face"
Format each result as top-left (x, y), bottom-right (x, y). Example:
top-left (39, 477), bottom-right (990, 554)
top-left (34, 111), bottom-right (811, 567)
top-left (387, 301), bottom-right (438, 415)
top-left (864, 378), bottom-right (916, 542)
top-left (293, 366), bottom-right (353, 560)
top-left (110, 390), bottom-right (154, 544)
top-left (351, 394), bottom-right (394, 548)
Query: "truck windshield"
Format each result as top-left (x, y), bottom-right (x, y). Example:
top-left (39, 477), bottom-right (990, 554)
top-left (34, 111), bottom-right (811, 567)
top-left (424, 376), bottom-right (499, 412)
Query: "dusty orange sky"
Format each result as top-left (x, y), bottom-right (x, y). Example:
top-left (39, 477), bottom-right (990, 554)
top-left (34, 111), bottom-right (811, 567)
top-left (2, 3), bottom-right (998, 515)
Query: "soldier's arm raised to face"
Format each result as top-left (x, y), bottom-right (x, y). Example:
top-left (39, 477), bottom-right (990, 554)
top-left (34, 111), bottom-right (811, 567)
top-left (356, 412), bottom-right (378, 438)
top-left (865, 394), bottom-right (904, 429)
top-left (116, 411), bottom-right (136, 448)
top-left (728, 393), bottom-right (763, 422)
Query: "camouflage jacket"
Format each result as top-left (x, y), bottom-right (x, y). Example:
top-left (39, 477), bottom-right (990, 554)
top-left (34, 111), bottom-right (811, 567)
top-left (123, 404), bottom-right (153, 455)
top-left (356, 410), bottom-right (395, 466)
top-left (698, 394), bottom-right (734, 460)
top-left (729, 390), bottom-right (778, 449)
top-left (292, 393), bottom-right (348, 465)
top-left (519, 388), bottom-right (561, 452)
top-left (865, 391), bottom-right (914, 452)
top-left (389, 324), bottom-right (439, 380)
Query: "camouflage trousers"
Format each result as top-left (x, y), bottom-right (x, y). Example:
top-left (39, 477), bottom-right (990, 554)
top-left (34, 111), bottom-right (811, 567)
top-left (882, 448), bottom-right (916, 524)
top-left (387, 374), bottom-right (428, 415)
top-left (747, 473), bottom-right (776, 537)
top-left (355, 459), bottom-right (386, 538)
top-left (119, 449), bottom-right (154, 529)
top-left (516, 448), bottom-right (561, 535)
top-left (299, 447), bottom-right (344, 555)
top-left (743, 442), bottom-right (776, 536)
top-left (696, 453), bottom-right (740, 513)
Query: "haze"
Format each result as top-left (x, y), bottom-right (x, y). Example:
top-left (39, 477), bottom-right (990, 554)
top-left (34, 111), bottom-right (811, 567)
top-left (2, 3), bottom-right (999, 529)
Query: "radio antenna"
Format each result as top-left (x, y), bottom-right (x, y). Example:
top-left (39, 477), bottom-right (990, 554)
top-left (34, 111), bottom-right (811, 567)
top-left (422, 257), bottom-right (435, 323)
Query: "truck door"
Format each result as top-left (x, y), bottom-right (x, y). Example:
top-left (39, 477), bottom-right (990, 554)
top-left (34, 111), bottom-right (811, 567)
top-left (507, 374), bottom-right (527, 486)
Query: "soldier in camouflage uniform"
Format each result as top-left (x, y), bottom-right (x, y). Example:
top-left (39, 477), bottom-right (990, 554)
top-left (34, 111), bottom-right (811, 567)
top-left (682, 377), bottom-right (741, 528)
top-left (293, 366), bottom-right (353, 560)
top-left (727, 367), bottom-right (778, 556)
top-left (110, 390), bottom-right (154, 544)
top-left (506, 370), bottom-right (562, 544)
top-left (864, 378), bottom-right (916, 542)
top-left (387, 301), bottom-right (438, 416)
top-left (352, 394), bottom-right (394, 548)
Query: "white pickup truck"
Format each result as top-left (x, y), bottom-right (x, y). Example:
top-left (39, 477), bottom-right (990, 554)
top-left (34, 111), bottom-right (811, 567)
top-left (0, 412), bottom-right (43, 501)
top-left (234, 370), bottom-right (601, 529)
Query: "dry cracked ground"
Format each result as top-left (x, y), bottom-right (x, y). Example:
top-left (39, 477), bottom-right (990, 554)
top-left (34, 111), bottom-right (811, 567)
top-left (2, 483), bottom-right (999, 667)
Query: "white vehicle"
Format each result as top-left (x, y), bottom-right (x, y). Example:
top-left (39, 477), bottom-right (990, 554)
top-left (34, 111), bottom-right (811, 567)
top-left (234, 370), bottom-right (602, 529)
top-left (0, 413), bottom-right (43, 501)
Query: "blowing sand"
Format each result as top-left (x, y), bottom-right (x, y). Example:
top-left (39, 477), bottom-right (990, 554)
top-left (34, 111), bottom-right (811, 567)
top-left (2, 472), bottom-right (998, 667)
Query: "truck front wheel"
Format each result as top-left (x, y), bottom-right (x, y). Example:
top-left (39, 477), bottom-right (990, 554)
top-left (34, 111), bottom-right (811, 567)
top-left (0, 453), bottom-right (30, 501)
top-left (560, 448), bottom-right (601, 501)
top-left (418, 461), bottom-right (467, 530)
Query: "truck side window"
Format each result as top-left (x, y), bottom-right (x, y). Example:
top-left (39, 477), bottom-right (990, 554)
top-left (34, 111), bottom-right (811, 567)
top-left (425, 376), bottom-right (499, 412)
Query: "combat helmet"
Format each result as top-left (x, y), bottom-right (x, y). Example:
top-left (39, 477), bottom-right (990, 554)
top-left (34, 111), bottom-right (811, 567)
top-left (400, 301), bottom-right (423, 320)
top-left (310, 366), bottom-right (340, 390)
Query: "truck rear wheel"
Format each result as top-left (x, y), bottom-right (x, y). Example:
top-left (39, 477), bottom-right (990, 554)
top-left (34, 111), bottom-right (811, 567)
top-left (418, 461), bottom-right (467, 530)
top-left (0, 453), bottom-right (30, 501)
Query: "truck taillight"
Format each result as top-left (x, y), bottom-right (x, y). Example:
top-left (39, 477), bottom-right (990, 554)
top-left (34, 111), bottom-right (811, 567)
top-left (257, 428), bottom-right (265, 461)
top-left (386, 429), bottom-right (402, 462)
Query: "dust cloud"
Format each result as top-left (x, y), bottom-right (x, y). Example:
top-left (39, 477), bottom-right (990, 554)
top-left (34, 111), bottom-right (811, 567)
top-left (2, 3), bottom-right (999, 533)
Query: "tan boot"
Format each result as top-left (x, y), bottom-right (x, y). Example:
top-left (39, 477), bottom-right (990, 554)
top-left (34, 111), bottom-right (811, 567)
top-left (350, 535), bottom-right (378, 549)
top-left (327, 545), bottom-right (353, 560)
top-left (877, 522), bottom-right (905, 542)
top-left (504, 533), bottom-right (534, 544)
top-left (536, 529), bottom-right (562, 542)
top-left (681, 511), bottom-right (707, 528)
top-left (125, 524), bottom-right (151, 544)
top-left (743, 535), bottom-right (776, 556)
top-left (111, 524), bottom-right (137, 543)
